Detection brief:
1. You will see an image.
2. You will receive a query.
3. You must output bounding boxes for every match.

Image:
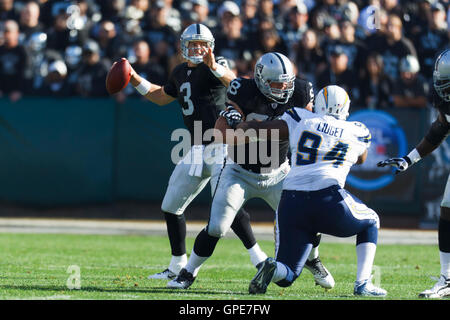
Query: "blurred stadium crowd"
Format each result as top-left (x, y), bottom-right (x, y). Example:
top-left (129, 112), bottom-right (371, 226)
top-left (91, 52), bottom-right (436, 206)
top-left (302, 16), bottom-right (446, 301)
top-left (0, 0), bottom-right (449, 108)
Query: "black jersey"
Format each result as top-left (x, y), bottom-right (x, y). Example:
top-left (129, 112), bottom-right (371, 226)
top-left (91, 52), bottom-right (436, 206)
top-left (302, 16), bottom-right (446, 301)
top-left (227, 77), bottom-right (313, 173)
top-left (164, 58), bottom-right (227, 145)
top-left (432, 88), bottom-right (450, 126)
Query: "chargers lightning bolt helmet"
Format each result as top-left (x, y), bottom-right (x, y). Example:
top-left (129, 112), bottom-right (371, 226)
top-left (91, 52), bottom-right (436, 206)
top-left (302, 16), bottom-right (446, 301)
top-left (254, 52), bottom-right (296, 104)
top-left (314, 85), bottom-right (351, 120)
top-left (433, 49), bottom-right (450, 102)
top-left (180, 23), bottom-right (215, 65)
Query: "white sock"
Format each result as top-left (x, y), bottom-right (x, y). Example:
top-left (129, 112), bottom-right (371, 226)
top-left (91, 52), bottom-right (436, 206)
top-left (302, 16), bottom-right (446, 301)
top-left (248, 243), bottom-right (268, 266)
top-left (356, 242), bottom-right (377, 283)
top-left (308, 246), bottom-right (319, 261)
top-left (169, 254), bottom-right (187, 274)
top-left (440, 251), bottom-right (450, 279)
top-left (184, 250), bottom-right (209, 277)
top-left (271, 261), bottom-right (288, 283)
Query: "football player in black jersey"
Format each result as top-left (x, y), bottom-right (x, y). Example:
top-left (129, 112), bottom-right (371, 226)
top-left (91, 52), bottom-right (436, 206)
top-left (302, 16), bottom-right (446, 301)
top-left (378, 49), bottom-right (450, 298)
top-left (128, 23), bottom-right (268, 282)
top-left (168, 52), bottom-right (335, 290)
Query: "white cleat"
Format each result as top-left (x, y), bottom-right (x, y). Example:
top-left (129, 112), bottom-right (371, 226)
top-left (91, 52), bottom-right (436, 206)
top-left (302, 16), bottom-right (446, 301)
top-left (354, 277), bottom-right (387, 297)
top-left (304, 257), bottom-right (335, 289)
top-left (419, 275), bottom-right (450, 299)
top-left (148, 268), bottom-right (178, 280)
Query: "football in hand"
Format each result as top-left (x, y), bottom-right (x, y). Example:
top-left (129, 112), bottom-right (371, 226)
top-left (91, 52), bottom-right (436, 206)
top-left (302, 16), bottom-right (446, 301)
top-left (106, 58), bottom-right (131, 94)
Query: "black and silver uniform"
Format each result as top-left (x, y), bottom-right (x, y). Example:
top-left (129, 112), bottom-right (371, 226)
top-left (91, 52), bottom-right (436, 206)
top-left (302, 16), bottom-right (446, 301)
top-left (227, 77), bottom-right (314, 173)
top-left (164, 58), bottom-right (228, 145)
top-left (432, 88), bottom-right (450, 127)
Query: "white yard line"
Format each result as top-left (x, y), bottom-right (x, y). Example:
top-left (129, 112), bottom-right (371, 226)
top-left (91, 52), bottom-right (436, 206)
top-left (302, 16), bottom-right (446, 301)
top-left (0, 218), bottom-right (438, 245)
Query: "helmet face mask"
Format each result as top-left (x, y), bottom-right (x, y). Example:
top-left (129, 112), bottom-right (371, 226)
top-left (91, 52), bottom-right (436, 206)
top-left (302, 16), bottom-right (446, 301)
top-left (433, 49), bottom-right (450, 102)
top-left (254, 52), bottom-right (295, 104)
top-left (180, 23), bottom-right (215, 65)
top-left (314, 85), bottom-right (350, 120)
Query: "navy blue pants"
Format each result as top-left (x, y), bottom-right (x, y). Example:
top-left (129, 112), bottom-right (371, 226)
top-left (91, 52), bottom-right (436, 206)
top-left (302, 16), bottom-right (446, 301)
top-left (275, 185), bottom-right (379, 285)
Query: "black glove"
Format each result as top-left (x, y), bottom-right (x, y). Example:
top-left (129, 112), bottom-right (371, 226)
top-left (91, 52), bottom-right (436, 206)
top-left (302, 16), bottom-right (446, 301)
top-left (377, 156), bottom-right (412, 173)
top-left (220, 108), bottom-right (243, 129)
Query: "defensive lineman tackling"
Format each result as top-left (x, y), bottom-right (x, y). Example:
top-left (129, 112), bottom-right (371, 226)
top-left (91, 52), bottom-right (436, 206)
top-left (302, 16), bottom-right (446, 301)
top-left (244, 85), bottom-right (386, 296)
top-left (378, 49), bottom-right (450, 298)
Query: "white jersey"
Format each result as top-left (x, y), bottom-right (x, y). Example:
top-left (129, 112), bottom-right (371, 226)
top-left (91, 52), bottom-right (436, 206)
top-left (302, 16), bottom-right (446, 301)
top-left (280, 107), bottom-right (371, 191)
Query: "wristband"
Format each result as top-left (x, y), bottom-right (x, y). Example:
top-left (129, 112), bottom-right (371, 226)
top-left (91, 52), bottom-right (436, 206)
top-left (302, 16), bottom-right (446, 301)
top-left (135, 78), bottom-right (151, 96)
top-left (211, 64), bottom-right (226, 78)
top-left (406, 148), bottom-right (421, 165)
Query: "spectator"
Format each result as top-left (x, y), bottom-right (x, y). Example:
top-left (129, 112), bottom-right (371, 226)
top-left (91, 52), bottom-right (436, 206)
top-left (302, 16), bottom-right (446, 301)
top-left (124, 0), bottom-right (149, 21)
top-left (368, 14), bottom-right (417, 81)
top-left (392, 55), bottom-right (429, 108)
top-left (0, 20), bottom-right (28, 102)
top-left (0, 0), bottom-right (18, 21)
top-left (215, 5), bottom-right (252, 75)
top-left (46, 10), bottom-right (86, 53)
top-left (256, 27), bottom-right (289, 56)
top-left (95, 20), bottom-right (120, 61)
top-left (96, 0), bottom-right (127, 25)
top-left (335, 19), bottom-right (367, 75)
top-left (23, 31), bottom-right (63, 94)
top-left (64, 44), bottom-right (83, 86)
top-left (241, 0), bottom-right (260, 37)
top-left (281, 3), bottom-right (309, 59)
top-left (141, 0), bottom-right (177, 73)
top-left (189, 0), bottom-right (217, 31)
top-left (163, 0), bottom-right (182, 33)
top-left (358, 53), bottom-right (394, 109)
top-left (73, 39), bottom-right (109, 97)
top-left (316, 45), bottom-right (359, 101)
top-left (295, 29), bottom-right (326, 86)
top-left (120, 39), bottom-right (166, 101)
top-left (34, 60), bottom-right (71, 96)
top-left (18, 1), bottom-right (44, 44)
top-left (414, 2), bottom-right (449, 77)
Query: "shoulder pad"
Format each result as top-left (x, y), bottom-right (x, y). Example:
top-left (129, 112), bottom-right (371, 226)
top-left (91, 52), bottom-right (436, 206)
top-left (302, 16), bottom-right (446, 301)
top-left (349, 121), bottom-right (371, 144)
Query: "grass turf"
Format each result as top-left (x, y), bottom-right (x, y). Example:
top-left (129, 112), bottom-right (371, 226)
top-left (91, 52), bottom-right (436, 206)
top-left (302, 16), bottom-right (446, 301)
top-left (0, 232), bottom-right (442, 300)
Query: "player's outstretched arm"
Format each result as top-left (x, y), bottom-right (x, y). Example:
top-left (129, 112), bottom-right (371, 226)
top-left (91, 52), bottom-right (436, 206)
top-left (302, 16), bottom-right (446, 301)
top-left (203, 48), bottom-right (236, 87)
top-left (377, 113), bottom-right (449, 172)
top-left (128, 62), bottom-right (176, 106)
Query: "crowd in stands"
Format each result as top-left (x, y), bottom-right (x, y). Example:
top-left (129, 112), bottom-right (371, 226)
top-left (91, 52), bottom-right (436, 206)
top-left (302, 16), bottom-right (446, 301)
top-left (0, 0), bottom-right (449, 109)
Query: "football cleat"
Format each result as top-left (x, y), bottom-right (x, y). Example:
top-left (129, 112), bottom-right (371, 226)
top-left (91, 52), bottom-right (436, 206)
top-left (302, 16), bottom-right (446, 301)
top-left (249, 257), bottom-right (277, 294)
top-left (419, 275), bottom-right (450, 298)
top-left (147, 268), bottom-right (178, 280)
top-left (304, 257), bottom-right (335, 289)
top-left (166, 268), bottom-right (196, 289)
top-left (354, 277), bottom-right (387, 297)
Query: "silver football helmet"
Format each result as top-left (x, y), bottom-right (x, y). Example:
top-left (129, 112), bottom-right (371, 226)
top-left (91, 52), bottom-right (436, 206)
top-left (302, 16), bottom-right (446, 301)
top-left (314, 85), bottom-right (351, 120)
top-left (180, 23), bottom-right (215, 65)
top-left (254, 52), bottom-right (295, 104)
top-left (433, 49), bottom-right (450, 102)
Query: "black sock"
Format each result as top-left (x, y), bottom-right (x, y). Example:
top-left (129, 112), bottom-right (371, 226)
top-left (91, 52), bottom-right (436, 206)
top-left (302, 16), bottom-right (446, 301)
top-left (164, 212), bottom-right (186, 256)
top-left (193, 228), bottom-right (220, 257)
top-left (439, 217), bottom-right (450, 253)
top-left (230, 208), bottom-right (256, 249)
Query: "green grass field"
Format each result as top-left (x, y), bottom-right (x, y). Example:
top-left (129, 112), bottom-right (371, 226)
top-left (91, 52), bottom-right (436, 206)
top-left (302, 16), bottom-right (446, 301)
top-left (0, 232), bottom-right (443, 300)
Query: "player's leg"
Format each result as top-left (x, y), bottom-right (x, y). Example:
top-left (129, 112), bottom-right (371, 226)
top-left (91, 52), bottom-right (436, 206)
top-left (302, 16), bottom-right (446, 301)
top-left (210, 162), bottom-right (267, 268)
top-left (249, 190), bottom-right (315, 294)
top-left (419, 175), bottom-right (450, 298)
top-left (167, 165), bottom-right (248, 289)
top-left (321, 188), bottom-right (386, 296)
top-left (149, 159), bottom-right (210, 280)
top-left (264, 173), bottom-right (334, 289)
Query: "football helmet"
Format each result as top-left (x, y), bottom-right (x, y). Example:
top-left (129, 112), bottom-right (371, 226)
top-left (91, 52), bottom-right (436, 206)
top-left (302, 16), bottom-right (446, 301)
top-left (180, 23), bottom-right (215, 65)
top-left (254, 52), bottom-right (295, 104)
top-left (433, 49), bottom-right (450, 102)
top-left (314, 85), bottom-right (350, 120)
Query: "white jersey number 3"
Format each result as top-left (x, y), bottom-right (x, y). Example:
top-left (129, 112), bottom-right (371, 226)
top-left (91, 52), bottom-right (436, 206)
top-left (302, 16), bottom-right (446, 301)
top-left (180, 82), bottom-right (194, 116)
